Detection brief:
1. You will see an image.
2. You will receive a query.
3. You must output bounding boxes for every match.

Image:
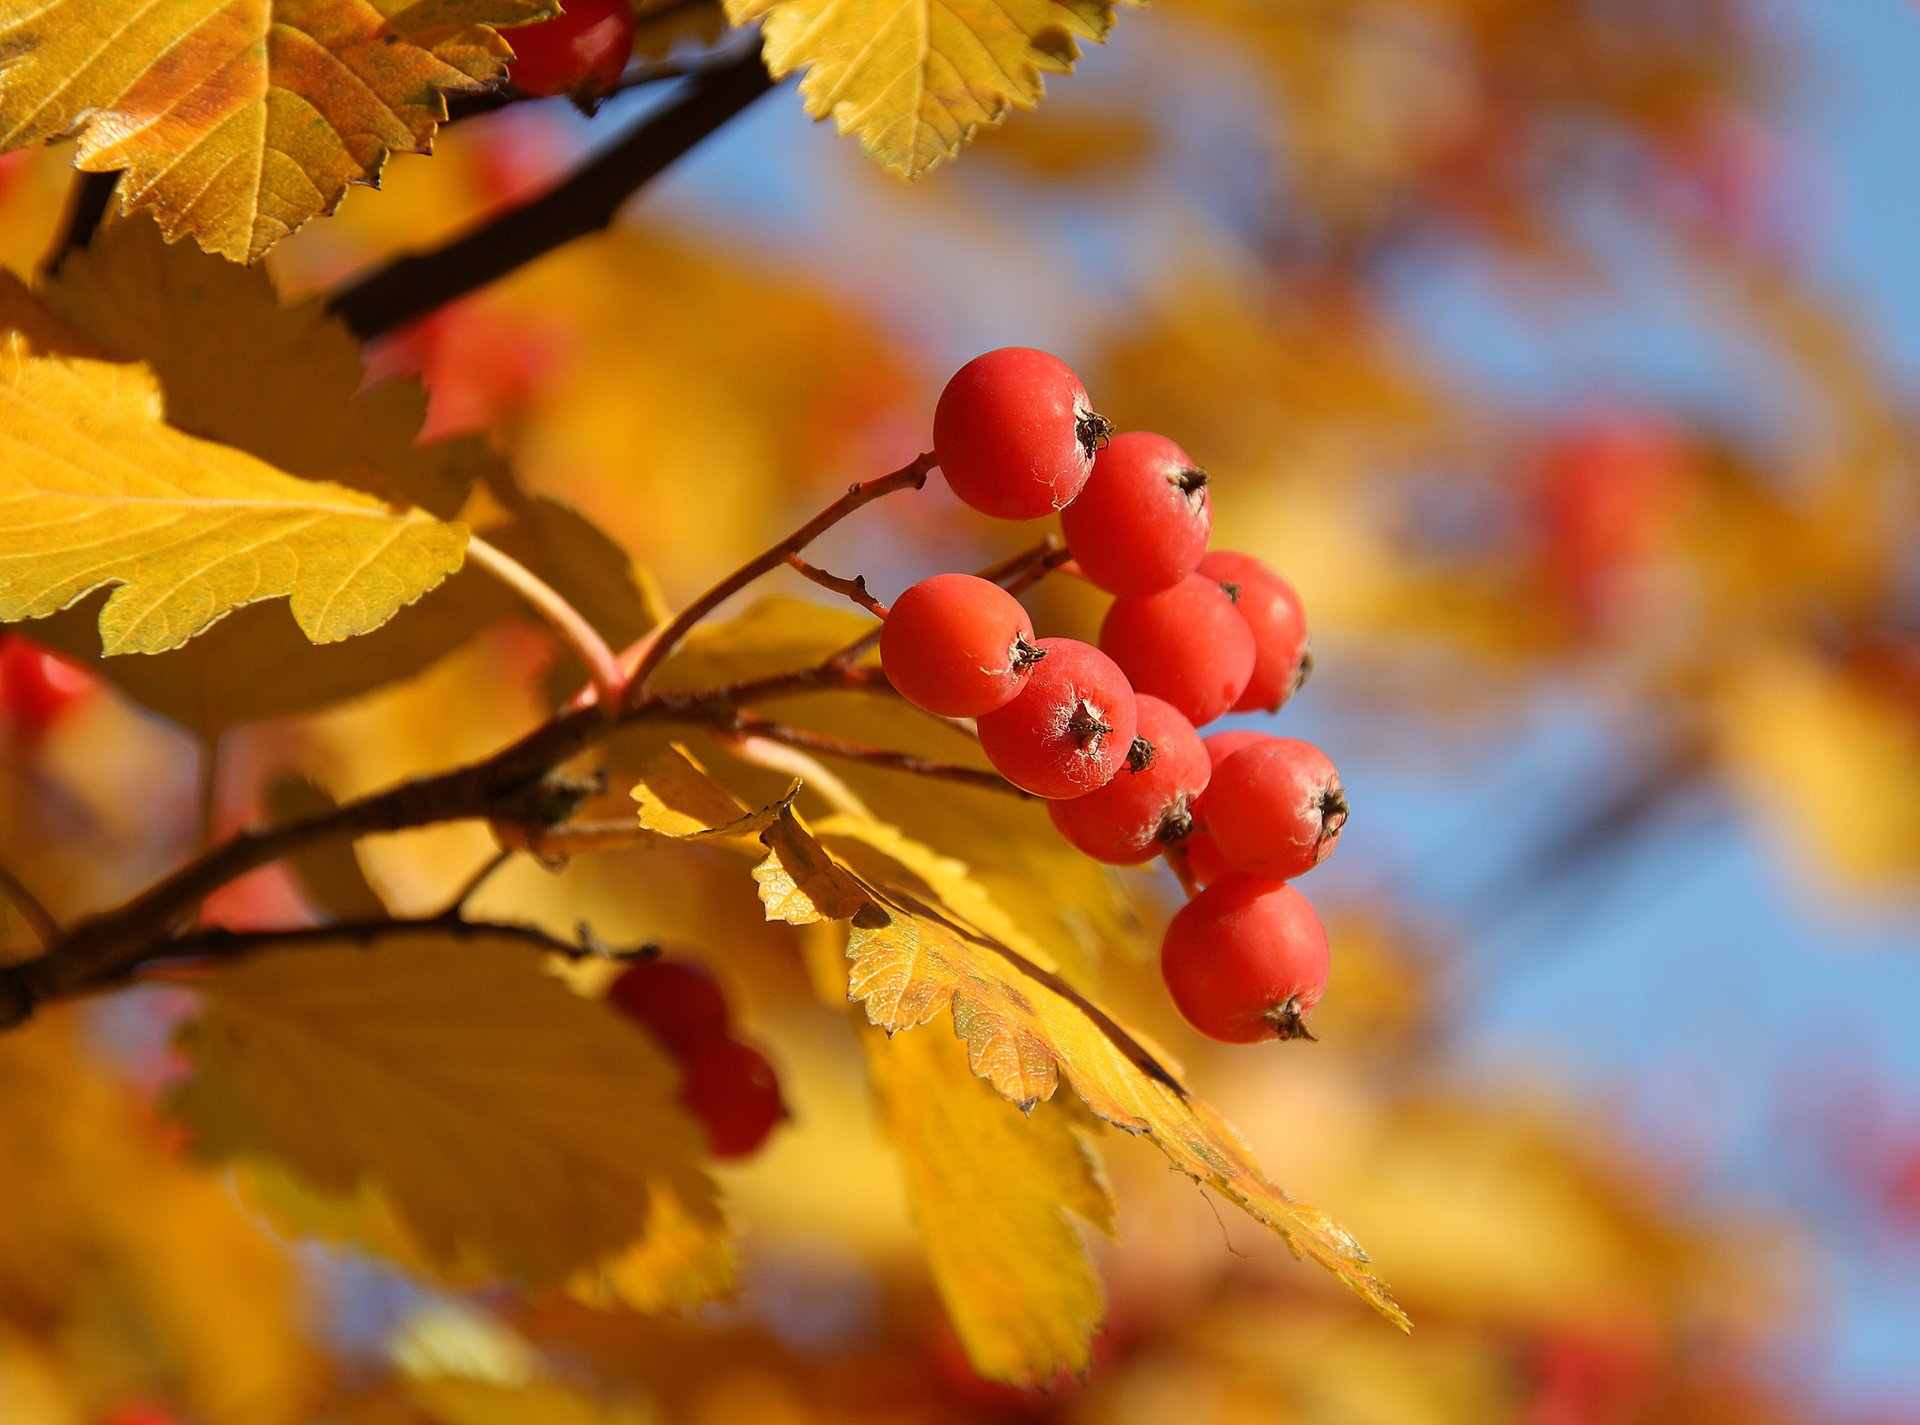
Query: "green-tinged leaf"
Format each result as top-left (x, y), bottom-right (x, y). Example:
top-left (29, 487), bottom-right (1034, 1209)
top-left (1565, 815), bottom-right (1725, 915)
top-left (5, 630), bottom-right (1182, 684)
top-left (0, 345), bottom-right (468, 654)
top-left (0, 0), bottom-right (554, 262)
top-left (864, 1021), bottom-right (1113, 1386)
top-left (170, 936), bottom-right (722, 1287)
top-left (725, 0), bottom-right (1128, 177)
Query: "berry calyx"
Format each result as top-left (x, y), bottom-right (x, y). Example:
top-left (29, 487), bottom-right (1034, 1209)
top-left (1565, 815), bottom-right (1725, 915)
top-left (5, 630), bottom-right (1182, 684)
top-left (1206, 738), bottom-right (1347, 881)
top-left (880, 573), bottom-right (1041, 718)
top-left (1098, 572), bottom-right (1255, 727)
top-left (975, 638), bottom-right (1139, 798)
top-left (677, 1037), bottom-right (788, 1159)
top-left (1061, 432), bottom-right (1214, 595)
top-left (1197, 551), bottom-right (1311, 712)
top-left (507, 0), bottom-right (636, 100)
top-left (933, 348), bottom-right (1106, 520)
top-left (1160, 878), bottom-right (1330, 1043)
top-left (604, 957), bottom-right (730, 1056)
top-left (1048, 696), bottom-right (1211, 864)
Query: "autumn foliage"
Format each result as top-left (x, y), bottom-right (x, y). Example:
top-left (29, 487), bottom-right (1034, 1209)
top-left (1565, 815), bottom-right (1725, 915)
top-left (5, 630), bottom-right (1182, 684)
top-left (0, 2), bottom-right (1915, 1423)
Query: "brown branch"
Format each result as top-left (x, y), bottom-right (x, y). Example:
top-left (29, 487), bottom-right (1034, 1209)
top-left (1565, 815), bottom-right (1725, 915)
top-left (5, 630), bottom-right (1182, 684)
top-left (716, 715), bottom-right (1028, 797)
top-left (329, 39), bottom-right (776, 341)
top-left (784, 553), bottom-right (890, 617)
top-left (142, 914), bottom-right (647, 980)
top-left (0, 861), bottom-right (59, 951)
top-left (625, 452), bottom-right (934, 697)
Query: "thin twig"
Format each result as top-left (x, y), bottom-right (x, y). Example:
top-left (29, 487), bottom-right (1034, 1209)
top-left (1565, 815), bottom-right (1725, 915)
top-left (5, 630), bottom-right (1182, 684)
top-left (624, 453), bottom-right (934, 698)
top-left (465, 533), bottom-right (626, 705)
top-left (1000, 543), bottom-right (1076, 597)
top-left (784, 553), bottom-right (890, 617)
top-left (143, 914), bottom-right (630, 974)
top-left (329, 40), bottom-right (775, 341)
top-left (0, 861), bottom-right (59, 951)
top-left (42, 170), bottom-right (117, 275)
top-left (720, 715), bottom-right (1027, 797)
top-left (444, 849), bottom-right (516, 917)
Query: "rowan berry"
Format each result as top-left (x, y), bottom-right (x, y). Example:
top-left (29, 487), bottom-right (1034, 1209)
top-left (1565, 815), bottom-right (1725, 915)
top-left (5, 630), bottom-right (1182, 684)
top-left (933, 348), bottom-right (1110, 519)
top-left (1172, 729), bottom-right (1270, 886)
top-left (1161, 877), bottom-right (1329, 1043)
top-left (0, 633), bottom-right (94, 739)
top-left (1098, 573), bottom-right (1254, 727)
top-left (1048, 696), bottom-right (1209, 864)
top-left (507, 0), bottom-right (635, 99)
top-left (1206, 738), bottom-right (1347, 881)
top-left (678, 1037), bottom-right (787, 1159)
top-left (1061, 432), bottom-right (1212, 595)
top-left (975, 638), bottom-right (1138, 798)
top-left (1197, 551), bottom-right (1310, 712)
top-left (880, 574), bottom-right (1042, 717)
top-left (604, 958), bottom-right (729, 1056)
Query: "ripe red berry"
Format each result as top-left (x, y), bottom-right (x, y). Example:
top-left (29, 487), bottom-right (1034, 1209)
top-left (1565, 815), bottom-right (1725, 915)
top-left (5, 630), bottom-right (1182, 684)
top-left (1048, 696), bottom-right (1210, 864)
top-left (932, 348), bottom-right (1110, 520)
top-left (975, 638), bottom-right (1139, 798)
top-left (880, 574), bottom-right (1042, 718)
top-left (1206, 738), bottom-right (1347, 881)
top-left (1061, 432), bottom-right (1212, 595)
top-left (604, 958), bottom-right (729, 1056)
top-left (1161, 877), bottom-right (1330, 1043)
top-left (507, 0), bottom-right (635, 99)
top-left (0, 633), bottom-right (94, 739)
top-left (1098, 573), bottom-right (1254, 727)
top-left (1173, 730), bottom-right (1271, 886)
top-left (678, 1037), bottom-right (787, 1159)
top-left (1198, 551), bottom-right (1310, 712)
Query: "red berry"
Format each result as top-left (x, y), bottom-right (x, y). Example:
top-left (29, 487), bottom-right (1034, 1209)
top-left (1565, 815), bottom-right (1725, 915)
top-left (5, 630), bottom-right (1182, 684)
top-left (1173, 730), bottom-right (1271, 886)
top-left (1198, 551), bottom-right (1310, 712)
top-left (1160, 878), bottom-right (1329, 1043)
top-left (0, 633), bottom-right (94, 739)
top-left (1048, 696), bottom-right (1210, 864)
top-left (678, 1037), bottom-right (786, 1159)
top-left (1098, 573), bottom-right (1254, 727)
top-left (975, 638), bottom-right (1139, 798)
top-left (932, 348), bottom-right (1109, 520)
top-left (880, 574), bottom-right (1041, 718)
top-left (1207, 738), bottom-right (1347, 881)
top-left (507, 0), bottom-right (635, 99)
top-left (604, 958), bottom-right (729, 1056)
top-left (1061, 432), bottom-right (1212, 595)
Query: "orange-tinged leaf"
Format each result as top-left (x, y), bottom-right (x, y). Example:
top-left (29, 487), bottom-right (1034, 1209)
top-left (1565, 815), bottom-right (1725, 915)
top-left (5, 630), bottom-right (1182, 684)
top-left (0, 342), bottom-right (468, 653)
top-left (0, 0), bottom-right (554, 262)
top-left (725, 0), bottom-right (1130, 177)
top-left (864, 1021), bottom-right (1113, 1386)
top-left (170, 935), bottom-right (723, 1287)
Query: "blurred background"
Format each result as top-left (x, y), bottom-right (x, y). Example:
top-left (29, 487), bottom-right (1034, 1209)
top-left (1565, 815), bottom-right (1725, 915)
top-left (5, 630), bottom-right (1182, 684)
top-left (1, 1), bottom-right (1917, 1421)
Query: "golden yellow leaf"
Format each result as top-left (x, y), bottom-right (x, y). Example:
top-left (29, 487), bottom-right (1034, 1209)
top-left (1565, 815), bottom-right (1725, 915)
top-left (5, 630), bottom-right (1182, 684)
top-left (565, 1182), bottom-right (740, 1315)
top-left (864, 1021), bottom-right (1113, 1386)
top-left (632, 744), bottom-right (800, 843)
top-left (754, 806), bottom-right (876, 925)
top-left (170, 935), bottom-right (722, 1287)
top-left (0, 0), bottom-right (553, 262)
top-left (405, 1377), bottom-right (653, 1425)
top-left (723, 0), bottom-right (1129, 177)
top-left (267, 776), bottom-right (390, 921)
top-left (0, 341), bottom-right (467, 654)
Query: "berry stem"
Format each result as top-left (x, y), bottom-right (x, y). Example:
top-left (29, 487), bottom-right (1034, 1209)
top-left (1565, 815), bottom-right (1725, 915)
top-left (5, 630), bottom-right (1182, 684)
top-left (1162, 843), bottom-right (1202, 899)
top-left (717, 715), bottom-right (1031, 797)
top-left (783, 553), bottom-right (890, 617)
top-left (0, 859), bottom-right (59, 952)
top-left (623, 452), bottom-right (934, 701)
top-left (465, 532), bottom-right (628, 706)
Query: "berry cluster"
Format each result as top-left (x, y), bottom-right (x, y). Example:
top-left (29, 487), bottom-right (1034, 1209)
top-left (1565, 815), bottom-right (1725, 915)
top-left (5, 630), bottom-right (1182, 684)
top-left (884, 347), bottom-right (1344, 1044)
top-left (603, 957), bottom-right (787, 1158)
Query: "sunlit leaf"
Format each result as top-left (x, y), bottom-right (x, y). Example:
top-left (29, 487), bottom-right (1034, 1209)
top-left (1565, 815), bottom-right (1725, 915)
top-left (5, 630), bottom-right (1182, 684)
top-left (0, 0), bottom-right (553, 262)
top-left (723, 0), bottom-right (1131, 177)
top-left (171, 935), bottom-right (721, 1286)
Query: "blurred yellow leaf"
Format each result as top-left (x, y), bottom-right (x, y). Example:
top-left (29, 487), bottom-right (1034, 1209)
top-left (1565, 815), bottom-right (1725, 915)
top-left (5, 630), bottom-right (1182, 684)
top-left (171, 935), bottom-right (722, 1287)
top-left (865, 1021), bottom-right (1113, 1385)
top-left (723, 0), bottom-right (1128, 176)
top-left (0, 343), bottom-right (467, 653)
top-left (632, 745), bottom-right (800, 843)
top-left (0, 0), bottom-right (551, 261)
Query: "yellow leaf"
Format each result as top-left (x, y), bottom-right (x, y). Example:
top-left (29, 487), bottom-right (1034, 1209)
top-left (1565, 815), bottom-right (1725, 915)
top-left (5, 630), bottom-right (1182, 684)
top-left (0, 342), bottom-right (468, 653)
top-left (864, 1020), bottom-right (1112, 1386)
top-left (725, 0), bottom-right (1129, 177)
top-left (170, 935), bottom-right (722, 1287)
top-left (0, 0), bottom-right (553, 262)
top-left (565, 1182), bottom-right (740, 1314)
top-left (632, 744), bottom-right (799, 843)
top-left (754, 806), bottom-right (875, 925)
